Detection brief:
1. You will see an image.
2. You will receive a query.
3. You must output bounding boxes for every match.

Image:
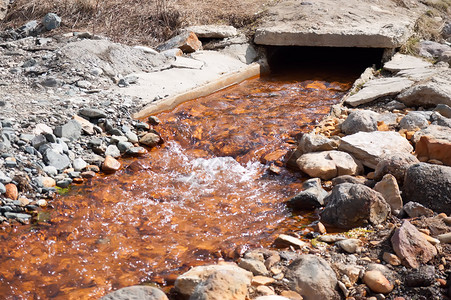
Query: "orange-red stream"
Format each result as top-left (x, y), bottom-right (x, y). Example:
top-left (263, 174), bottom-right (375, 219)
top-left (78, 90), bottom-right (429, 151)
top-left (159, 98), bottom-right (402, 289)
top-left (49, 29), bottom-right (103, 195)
top-left (0, 72), bottom-right (354, 299)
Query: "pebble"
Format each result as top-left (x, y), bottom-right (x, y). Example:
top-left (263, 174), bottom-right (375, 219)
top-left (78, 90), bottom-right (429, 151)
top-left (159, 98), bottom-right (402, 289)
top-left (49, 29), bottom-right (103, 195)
top-left (81, 171), bottom-right (96, 179)
top-left (273, 234), bottom-right (307, 249)
top-left (125, 131), bottom-right (139, 143)
top-left (18, 197), bottom-right (31, 206)
top-left (255, 285), bottom-right (275, 296)
top-left (111, 135), bottom-right (128, 143)
top-left (56, 178), bottom-right (72, 188)
top-left (421, 233), bottom-right (440, 245)
top-left (437, 232), bottom-right (451, 243)
top-left (363, 270), bottom-right (394, 294)
top-left (126, 146), bottom-right (147, 156)
top-left (86, 165), bottom-right (100, 172)
top-left (316, 221), bottom-right (327, 234)
top-left (280, 290), bottom-right (303, 300)
top-left (37, 199), bottom-right (48, 207)
top-left (139, 132), bottom-right (161, 147)
top-left (72, 178), bottom-right (84, 184)
top-left (252, 276), bottom-right (275, 286)
top-left (148, 116), bottom-right (160, 125)
top-left (117, 141), bottom-right (134, 153)
top-left (382, 252), bottom-right (401, 266)
top-left (4, 212), bottom-right (31, 223)
top-left (135, 122), bottom-right (150, 130)
top-left (5, 183), bottom-right (19, 200)
top-left (79, 108), bottom-right (107, 119)
top-left (40, 177), bottom-right (56, 188)
top-left (405, 265), bottom-right (435, 287)
top-left (336, 239), bottom-right (361, 254)
top-left (238, 258), bottom-right (269, 276)
top-left (105, 145), bottom-right (121, 158)
top-left (73, 158), bottom-right (87, 171)
top-left (318, 235), bottom-right (346, 243)
top-left (102, 155), bottom-right (121, 173)
top-left (43, 166), bottom-right (58, 176)
top-left (0, 182), bottom-right (6, 194)
top-left (264, 254), bottom-right (280, 269)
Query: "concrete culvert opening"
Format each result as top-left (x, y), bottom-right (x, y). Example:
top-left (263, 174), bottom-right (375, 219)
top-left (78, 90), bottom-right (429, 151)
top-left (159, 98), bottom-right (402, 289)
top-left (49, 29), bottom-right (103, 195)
top-left (265, 46), bottom-right (385, 77)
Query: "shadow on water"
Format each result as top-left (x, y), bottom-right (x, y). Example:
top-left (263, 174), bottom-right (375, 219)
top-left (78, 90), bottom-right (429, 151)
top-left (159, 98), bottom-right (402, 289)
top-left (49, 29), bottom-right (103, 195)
top-left (267, 46), bottom-right (384, 80)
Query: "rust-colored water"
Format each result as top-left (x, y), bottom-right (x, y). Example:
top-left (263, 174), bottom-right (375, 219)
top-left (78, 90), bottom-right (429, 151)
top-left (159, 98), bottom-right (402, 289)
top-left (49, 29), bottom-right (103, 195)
top-left (0, 72), bottom-right (354, 299)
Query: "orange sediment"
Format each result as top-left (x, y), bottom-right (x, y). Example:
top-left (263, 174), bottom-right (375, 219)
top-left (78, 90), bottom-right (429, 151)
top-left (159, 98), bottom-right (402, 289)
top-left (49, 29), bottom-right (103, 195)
top-left (0, 73), bottom-right (353, 299)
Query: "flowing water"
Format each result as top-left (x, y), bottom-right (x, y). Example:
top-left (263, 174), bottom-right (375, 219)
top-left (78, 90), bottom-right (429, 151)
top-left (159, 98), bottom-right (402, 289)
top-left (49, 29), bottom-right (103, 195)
top-left (0, 67), bottom-right (361, 299)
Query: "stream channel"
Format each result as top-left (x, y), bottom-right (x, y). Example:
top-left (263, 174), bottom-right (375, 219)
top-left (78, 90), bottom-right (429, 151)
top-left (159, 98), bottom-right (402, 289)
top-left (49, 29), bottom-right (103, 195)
top-left (0, 47), bottom-right (380, 299)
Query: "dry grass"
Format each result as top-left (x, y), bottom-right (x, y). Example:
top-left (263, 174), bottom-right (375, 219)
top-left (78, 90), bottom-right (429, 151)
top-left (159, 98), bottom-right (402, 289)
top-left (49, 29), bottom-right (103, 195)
top-left (0, 0), bottom-right (269, 46)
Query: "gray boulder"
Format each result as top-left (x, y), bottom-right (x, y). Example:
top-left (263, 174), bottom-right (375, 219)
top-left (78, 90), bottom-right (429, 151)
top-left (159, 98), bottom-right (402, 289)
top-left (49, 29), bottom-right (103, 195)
top-left (73, 158), bottom-right (87, 172)
top-left (399, 112), bottom-right (429, 130)
top-left (190, 269), bottom-right (249, 300)
top-left (100, 286), bottom-right (168, 300)
top-left (403, 201), bottom-right (434, 218)
top-left (339, 131), bottom-right (413, 169)
top-left (286, 255), bottom-right (339, 300)
top-left (383, 53), bottom-right (432, 72)
top-left (332, 175), bottom-right (366, 186)
top-left (42, 13), bottom-right (61, 31)
top-left (0, 0), bottom-right (7, 21)
top-left (320, 183), bottom-right (390, 229)
top-left (418, 41), bottom-right (451, 61)
top-left (403, 163), bottom-right (451, 214)
top-left (287, 178), bottom-right (328, 210)
top-left (431, 112), bottom-right (451, 128)
top-left (174, 264), bottom-right (252, 298)
top-left (398, 81), bottom-right (451, 108)
top-left (298, 133), bottom-right (339, 154)
top-left (296, 150), bottom-right (362, 180)
top-left (412, 124), bottom-right (451, 143)
top-left (54, 120), bottom-right (82, 142)
top-left (79, 108), bottom-right (107, 119)
top-left (344, 77), bottom-right (413, 107)
top-left (44, 149), bottom-right (71, 171)
top-left (0, 133), bottom-right (11, 152)
top-left (374, 174), bottom-right (403, 215)
top-left (341, 110), bottom-right (378, 135)
top-left (105, 145), bottom-right (121, 158)
top-left (156, 31), bottom-right (202, 53)
top-left (237, 258), bottom-right (268, 276)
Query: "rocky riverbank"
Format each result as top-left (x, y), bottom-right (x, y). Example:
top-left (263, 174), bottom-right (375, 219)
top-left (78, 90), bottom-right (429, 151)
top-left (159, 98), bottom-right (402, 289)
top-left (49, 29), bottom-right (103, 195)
top-left (100, 29), bottom-right (451, 300)
top-left (119, 39), bottom-right (451, 300)
top-left (2, 1), bottom-right (451, 300)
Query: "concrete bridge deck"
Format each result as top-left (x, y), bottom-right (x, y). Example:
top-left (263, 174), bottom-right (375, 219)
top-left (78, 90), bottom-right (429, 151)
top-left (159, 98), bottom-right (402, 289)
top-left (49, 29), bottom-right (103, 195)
top-left (254, 0), bottom-right (423, 48)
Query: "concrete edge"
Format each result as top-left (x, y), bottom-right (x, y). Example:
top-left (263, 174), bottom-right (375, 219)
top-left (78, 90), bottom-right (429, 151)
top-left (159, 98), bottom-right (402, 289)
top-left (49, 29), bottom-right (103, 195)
top-left (133, 62), bottom-right (262, 119)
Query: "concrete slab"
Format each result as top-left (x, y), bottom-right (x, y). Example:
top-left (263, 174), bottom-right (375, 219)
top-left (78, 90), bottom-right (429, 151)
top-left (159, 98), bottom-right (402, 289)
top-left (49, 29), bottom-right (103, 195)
top-left (345, 77), bottom-right (413, 107)
top-left (184, 25), bottom-right (238, 38)
top-left (383, 53), bottom-right (433, 72)
top-left (254, 0), bottom-right (422, 48)
top-left (171, 56), bottom-right (205, 69)
top-left (116, 51), bottom-right (248, 102)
